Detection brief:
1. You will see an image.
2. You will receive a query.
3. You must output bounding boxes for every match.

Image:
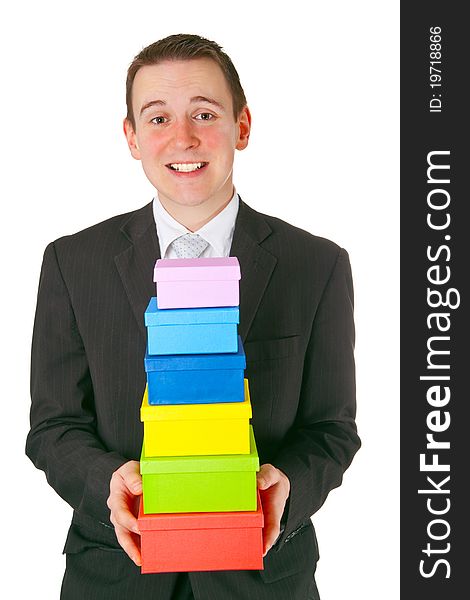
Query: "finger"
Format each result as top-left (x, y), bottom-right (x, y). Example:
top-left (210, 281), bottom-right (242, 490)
top-left (263, 530), bottom-right (280, 556)
top-left (262, 497), bottom-right (283, 555)
top-left (257, 464), bottom-right (279, 490)
top-left (119, 461), bottom-right (143, 495)
top-left (108, 490), bottom-right (140, 533)
top-left (115, 523), bottom-right (142, 567)
top-left (258, 467), bottom-right (290, 555)
top-left (258, 464), bottom-right (291, 499)
top-left (111, 504), bottom-right (140, 534)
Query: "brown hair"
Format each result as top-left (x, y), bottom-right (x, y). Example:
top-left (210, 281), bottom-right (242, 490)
top-left (125, 33), bottom-right (247, 129)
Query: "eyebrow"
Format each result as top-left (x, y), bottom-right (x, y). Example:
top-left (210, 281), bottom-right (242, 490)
top-left (139, 96), bottom-right (225, 117)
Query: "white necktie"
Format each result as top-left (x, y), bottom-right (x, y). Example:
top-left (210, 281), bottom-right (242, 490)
top-left (171, 233), bottom-right (209, 258)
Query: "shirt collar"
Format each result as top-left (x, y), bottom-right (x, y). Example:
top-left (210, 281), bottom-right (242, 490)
top-left (152, 190), bottom-right (239, 258)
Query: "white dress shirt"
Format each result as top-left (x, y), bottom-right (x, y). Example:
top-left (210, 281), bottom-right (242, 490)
top-left (152, 190), bottom-right (239, 259)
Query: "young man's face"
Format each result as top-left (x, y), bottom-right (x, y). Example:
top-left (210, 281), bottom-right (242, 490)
top-left (124, 58), bottom-right (250, 212)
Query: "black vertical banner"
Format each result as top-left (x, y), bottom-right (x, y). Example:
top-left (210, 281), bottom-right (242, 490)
top-left (401, 3), bottom-right (467, 599)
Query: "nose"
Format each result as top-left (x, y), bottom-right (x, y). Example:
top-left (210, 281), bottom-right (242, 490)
top-left (172, 118), bottom-right (200, 151)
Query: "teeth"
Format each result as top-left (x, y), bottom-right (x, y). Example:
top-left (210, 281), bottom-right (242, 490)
top-left (169, 162), bottom-right (205, 172)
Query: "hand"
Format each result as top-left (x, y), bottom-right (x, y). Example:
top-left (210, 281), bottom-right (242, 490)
top-left (107, 460), bottom-right (142, 566)
top-left (257, 463), bottom-right (291, 557)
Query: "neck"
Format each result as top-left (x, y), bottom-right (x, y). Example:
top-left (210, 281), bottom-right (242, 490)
top-left (158, 190), bottom-right (234, 232)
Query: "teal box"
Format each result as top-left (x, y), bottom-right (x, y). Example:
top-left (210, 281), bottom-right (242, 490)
top-left (145, 297), bottom-right (239, 355)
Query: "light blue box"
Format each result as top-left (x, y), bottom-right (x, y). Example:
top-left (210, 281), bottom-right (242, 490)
top-left (145, 297), bottom-right (239, 355)
top-left (144, 336), bottom-right (246, 405)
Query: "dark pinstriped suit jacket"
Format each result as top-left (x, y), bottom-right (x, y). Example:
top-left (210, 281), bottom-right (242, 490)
top-left (26, 198), bottom-right (360, 596)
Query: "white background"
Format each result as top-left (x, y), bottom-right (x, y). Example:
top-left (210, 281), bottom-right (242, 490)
top-left (0, 1), bottom-right (399, 598)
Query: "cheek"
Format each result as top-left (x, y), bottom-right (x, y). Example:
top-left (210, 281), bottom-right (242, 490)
top-left (203, 130), bottom-right (224, 150)
top-left (204, 128), bottom-right (237, 158)
top-left (143, 138), bottom-right (166, 159)
top-left (137, 129), bottom-right (168, 159)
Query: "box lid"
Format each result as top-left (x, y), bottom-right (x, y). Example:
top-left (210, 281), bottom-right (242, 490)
top-left (144, 336), bottom-right (245, 372)
top-left (140, 425), bottom-right (259, 474)
top-left (154, 257), bottom-right (241, 283)
top-left (141, 379), bottom-right (251, 422)
top-left (138, 490), bottom-right (263, 531)
top-left (145, 298), bottom-right (239, 326)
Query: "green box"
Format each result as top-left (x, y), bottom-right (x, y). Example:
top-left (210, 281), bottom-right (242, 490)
top-left (141, 426), bottom-right (259, 514)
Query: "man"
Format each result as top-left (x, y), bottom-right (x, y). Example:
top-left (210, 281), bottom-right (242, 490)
top-left (26, 34), bottom-right (360, 600)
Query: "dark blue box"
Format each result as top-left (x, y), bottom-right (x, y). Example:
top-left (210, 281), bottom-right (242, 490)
top-left (144, 336), bottom-right (246, 405)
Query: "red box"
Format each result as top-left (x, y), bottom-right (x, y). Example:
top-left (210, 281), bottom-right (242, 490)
top-left (138, 492), bottom-right (264, 574)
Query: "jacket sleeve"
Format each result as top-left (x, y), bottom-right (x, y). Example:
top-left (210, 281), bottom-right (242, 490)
top-left (272, 248), bottom-right (361, 547)
top-left (25, 242), bottom-right (128, 525)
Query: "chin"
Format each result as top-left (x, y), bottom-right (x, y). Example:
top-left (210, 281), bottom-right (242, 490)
top-left (166, 193), bottom-right (214, 208)
top-left (177, 197), bottom-right (211, 208)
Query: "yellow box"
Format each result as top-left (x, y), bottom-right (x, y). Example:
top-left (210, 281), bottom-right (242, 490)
top-left (141, 379), bottom-right (252, 457)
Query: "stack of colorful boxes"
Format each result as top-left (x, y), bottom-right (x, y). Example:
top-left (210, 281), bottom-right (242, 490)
top-left (137, 257), bottom-right (264, 574)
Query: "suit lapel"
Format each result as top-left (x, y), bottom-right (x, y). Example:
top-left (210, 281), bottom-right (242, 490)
top-left (231, 199), bottom-right (277, 342)
top-left (114, 202), bottom-right (160, 336)
top-left (113, 198), bottom-right (276, 343)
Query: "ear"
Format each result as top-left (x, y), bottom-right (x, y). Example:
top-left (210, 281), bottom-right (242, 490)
top-left (235, 106), bottom-right (251, 151)
top-left (123, 118), bottom-right (141, 160)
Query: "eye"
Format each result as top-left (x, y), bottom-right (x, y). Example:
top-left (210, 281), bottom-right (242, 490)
top-left (151, 116), bottom-right (167, 125)
top-left (195, 112), bottom-right (215, 121)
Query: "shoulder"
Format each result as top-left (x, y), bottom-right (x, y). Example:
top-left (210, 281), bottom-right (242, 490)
top-left (240, 200), bottom-right (347, 271)
top-left (52, 204), bottom-right (149, 250)
top-left (44, 202), bottom-right (153, 266)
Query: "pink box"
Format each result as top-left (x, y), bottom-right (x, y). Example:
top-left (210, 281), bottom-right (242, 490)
top-left (154, 257), bottom-right (241, 309)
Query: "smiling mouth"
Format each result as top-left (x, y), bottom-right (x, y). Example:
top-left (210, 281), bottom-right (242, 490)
top-left (166, 162), bottom-right (208, 172)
